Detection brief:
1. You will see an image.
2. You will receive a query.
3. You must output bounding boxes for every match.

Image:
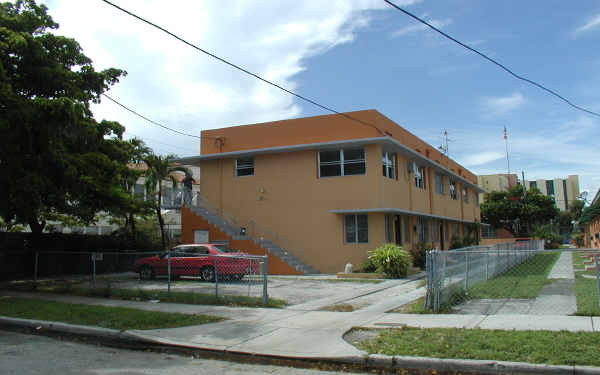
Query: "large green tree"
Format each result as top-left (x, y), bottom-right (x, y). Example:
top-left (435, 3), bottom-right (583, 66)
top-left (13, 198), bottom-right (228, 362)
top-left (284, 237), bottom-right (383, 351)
top-left (0, 0), bottom-right (130, 234)
top-left (481, 185), bottom-right (559, 236)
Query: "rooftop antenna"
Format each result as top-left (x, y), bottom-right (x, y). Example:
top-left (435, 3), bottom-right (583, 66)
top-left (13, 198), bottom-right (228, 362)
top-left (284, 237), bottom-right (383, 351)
top-left (438, 129), bottom-right (451, 157)
top-left (504, 125), bottom-right (511, 187)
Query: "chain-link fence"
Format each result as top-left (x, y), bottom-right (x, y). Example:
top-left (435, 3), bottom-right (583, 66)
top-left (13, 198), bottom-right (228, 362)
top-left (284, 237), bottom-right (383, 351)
top-left (424, 241), bottom-right (600, 315)
top-left (1, 248), bottom-right (269, 304)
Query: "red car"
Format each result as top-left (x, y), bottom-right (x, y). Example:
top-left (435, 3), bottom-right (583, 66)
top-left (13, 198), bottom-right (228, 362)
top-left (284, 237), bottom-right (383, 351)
top-left (133, 244), bottom-right (258, 281)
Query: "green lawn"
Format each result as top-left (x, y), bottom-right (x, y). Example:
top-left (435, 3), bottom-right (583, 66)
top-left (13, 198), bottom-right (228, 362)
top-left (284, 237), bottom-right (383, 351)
top-left (2, 280), bottom-right (287, 308)
top-left (0, 297), bottom-right (222, 330)
top-left (572, 252), bottom-right (600, 316)
top-left (356, 327), bottom-right (600, 367)
top-left (467, 252), bottom-right (559, 299)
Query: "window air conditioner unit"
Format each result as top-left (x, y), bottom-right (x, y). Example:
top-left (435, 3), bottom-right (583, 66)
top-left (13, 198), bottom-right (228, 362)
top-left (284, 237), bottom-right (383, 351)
top-left (408, 161), bottom-right (417, 174)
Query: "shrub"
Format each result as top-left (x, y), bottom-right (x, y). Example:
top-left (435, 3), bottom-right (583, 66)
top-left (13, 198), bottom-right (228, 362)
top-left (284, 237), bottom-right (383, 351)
top-left (358, 256), bottom-right (377, 273)
top-left (410, 242), bottom-right (433, 268)
top-left (368, 243), bottom-right (412, 278)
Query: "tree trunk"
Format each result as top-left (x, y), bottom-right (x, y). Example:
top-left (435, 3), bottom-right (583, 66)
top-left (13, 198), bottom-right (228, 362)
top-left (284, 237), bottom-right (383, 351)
top-left (156, 190), bottom-right (166, 250)
top-left (128, 212), bottom-right (136, 238)
top-left (28, 219), bottom-right (45, 235)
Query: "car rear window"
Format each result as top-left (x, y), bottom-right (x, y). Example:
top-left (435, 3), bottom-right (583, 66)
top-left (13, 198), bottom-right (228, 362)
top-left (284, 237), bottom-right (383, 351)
top-left (214, 246), bottom-right (238, 253)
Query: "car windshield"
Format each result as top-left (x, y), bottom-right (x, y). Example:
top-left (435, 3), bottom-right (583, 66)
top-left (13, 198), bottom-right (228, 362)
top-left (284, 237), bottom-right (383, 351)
top-left (214, 246), bottom-right (238, 253)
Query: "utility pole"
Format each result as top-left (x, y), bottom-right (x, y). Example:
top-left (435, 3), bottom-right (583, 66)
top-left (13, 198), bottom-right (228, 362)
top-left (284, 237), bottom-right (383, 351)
top-left (504, 126), bottom-right (511, 187)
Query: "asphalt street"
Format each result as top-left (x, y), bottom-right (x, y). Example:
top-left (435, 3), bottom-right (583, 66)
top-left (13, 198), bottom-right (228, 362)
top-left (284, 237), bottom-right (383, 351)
top-left (0, 330), bottom-right (357, 375)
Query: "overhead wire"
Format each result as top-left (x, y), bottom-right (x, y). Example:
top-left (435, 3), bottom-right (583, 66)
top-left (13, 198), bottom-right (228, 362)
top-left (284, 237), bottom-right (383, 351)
top-left (383, 0), bottom-right (600, 119)
top-left (99, 0), bottom-right (386, 135)
top-left (102, 93), bottom-right (203, 139)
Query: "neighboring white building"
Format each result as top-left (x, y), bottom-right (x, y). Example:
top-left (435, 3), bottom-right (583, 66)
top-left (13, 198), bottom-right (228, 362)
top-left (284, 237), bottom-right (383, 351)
top-left (524, 175), bottom-right (580, 211)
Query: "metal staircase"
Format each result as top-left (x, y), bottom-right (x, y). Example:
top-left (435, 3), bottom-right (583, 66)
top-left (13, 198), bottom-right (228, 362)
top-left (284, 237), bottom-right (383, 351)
top-left (187, 203), bottom-right (319, 274)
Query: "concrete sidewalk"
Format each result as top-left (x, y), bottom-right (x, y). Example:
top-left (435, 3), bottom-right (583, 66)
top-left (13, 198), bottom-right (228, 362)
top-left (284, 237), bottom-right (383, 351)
top-left (3, 289), bottom-right (600, 374)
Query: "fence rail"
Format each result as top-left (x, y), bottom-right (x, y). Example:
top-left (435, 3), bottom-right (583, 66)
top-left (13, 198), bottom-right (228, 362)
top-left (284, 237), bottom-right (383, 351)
top-left (2, 250), bottom-right (269, 305)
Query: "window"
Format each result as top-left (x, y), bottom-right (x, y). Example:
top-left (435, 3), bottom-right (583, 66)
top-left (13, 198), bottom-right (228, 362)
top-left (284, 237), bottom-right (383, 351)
top-left (319, 148), bottom-right (365, 177)
top-left (235, 157), bottom-right (254, 176)
top-left (449, 180), bottom-right (458, 200)
top-left (404, 216), bottom-right (411, 244)
top-left (546, 180), bottom-right (554, 196)
top-left (345, 214), bottom-right (368, 243)
top-left (417, 217), bottom-right (429, 242)
top-left (415, 165), bottom-right (425, 189)
top-left (434, 173), bottom-right (444, 195)
top-left (462, 187), bottom-right (469, 204)
top-left (451, 222), bottom-right (458, 238)
top-left (382, 152), bottom-right (395, 179)
top-left (530, 181), bottom-right (537, 189)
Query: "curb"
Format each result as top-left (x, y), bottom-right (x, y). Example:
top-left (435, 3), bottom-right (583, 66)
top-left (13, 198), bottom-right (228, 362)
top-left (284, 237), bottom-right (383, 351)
top-left (2, 316), bottom-right (600, 375)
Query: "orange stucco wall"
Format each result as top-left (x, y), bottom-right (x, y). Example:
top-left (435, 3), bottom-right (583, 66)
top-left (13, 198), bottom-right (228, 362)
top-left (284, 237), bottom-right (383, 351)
top-left (585, 216), bottom-right (600, 249)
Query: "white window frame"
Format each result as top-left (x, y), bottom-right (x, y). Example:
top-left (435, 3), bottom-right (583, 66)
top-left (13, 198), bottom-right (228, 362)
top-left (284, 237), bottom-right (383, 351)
top-left (382, 151), bottom-right (395, 179)
top-left (344, 214), bottom-right (369, 244)
top-left (235, 157), bottom-right (254, 177)
top-left (319, 148), bottom-right (366, 178)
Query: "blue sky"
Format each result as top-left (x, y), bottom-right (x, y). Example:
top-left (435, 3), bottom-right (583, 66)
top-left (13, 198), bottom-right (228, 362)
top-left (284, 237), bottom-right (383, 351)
top-left (43, 0), bottom-right (600, 199)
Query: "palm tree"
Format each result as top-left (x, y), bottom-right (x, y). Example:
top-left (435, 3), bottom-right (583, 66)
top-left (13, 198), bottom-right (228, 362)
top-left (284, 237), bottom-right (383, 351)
top-left (143, 153), bottom-right (190, 250)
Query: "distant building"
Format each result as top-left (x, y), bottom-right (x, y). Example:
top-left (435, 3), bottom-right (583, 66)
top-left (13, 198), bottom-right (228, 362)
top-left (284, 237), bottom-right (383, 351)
top-left (583, 189), bottom-right (600, 249)
top-left (524, 175), bottom-right (579, 211)
top-left (477, 174), bottom-right (518, 204)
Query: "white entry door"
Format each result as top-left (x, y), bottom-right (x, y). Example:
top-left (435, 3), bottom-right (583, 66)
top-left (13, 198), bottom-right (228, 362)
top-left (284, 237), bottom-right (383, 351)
top-left (194, 230), bottom-right (209, 244)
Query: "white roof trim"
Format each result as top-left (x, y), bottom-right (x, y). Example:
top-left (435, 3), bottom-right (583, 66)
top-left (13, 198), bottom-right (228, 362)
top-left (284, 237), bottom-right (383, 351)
top-left (329, 208), bottom-right (479, 224)
top-left (175, 136), bottom-right (485, 192)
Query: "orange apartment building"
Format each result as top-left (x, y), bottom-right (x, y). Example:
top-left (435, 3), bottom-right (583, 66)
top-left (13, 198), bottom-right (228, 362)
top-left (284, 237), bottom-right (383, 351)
top-left (583, 189), bottom-right (600, 249)
top-left (178, 110), bottom-right (484, 274)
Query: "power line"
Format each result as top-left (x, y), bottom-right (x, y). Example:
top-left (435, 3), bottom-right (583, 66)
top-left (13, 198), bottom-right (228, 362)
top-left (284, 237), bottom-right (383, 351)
top-left (102, 93), bottom-right (203, 139)
top-left (100, 0), bottom-right (385, 135)
top-left (124, 131), bottom-right (199, 154)
top-left (383, 0), bottom-right (600, 119)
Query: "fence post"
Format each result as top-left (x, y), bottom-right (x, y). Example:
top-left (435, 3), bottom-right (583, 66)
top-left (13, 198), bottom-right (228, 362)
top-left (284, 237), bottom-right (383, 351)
top-left (464, 252), bottom-right (469, 290)
top-left (34, 252), bottom-right (39, 285)
top-left (167, 254), bottom-right (171, 296)
top-left (486, 249), bottom-right (489, 280)
top-left (594, 253), bottom-right (600, 309)
top-left (262, 256), bottom-right (268, 305)
top-left (214, 255), bottom-right (219, 298)
top-left (90, 253), bottom-right (97, 289)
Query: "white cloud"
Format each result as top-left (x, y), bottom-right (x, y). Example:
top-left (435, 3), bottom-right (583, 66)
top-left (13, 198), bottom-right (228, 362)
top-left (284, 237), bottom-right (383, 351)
top-left (481, 92), bottom-right (525, 116)
top-left (574, 13), bottom-right (600, 35)
top-left (40, 0), bottom-right (397, 156)
top-left (459, 151), bottom-right (505, 167)
top-left (391, 18), bottom-right (452, 38)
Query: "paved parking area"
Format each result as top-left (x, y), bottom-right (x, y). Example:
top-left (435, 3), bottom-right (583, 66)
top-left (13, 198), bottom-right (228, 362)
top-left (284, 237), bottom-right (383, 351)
top-left (103, 273), bottom-right (391, 306)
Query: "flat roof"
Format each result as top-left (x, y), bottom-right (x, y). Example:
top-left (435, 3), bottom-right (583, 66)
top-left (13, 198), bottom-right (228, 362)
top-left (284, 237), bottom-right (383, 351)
top-left (328, 208), bottom-right (479, 224)
top-left (176, 136), bottom-right (485, 193)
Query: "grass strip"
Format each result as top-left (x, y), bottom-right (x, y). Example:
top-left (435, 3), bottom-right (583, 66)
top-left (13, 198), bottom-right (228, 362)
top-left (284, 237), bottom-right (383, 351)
top-left (467, 252), bottom-right (559, 299)
top-left (3, 281), bottom-right (287, 308)
top-left (0, 297), bottom-right (222, 331)
top-left (572, 252), bottom-right (600, 316)
top-left (356, 327), bottom-right (600, 367)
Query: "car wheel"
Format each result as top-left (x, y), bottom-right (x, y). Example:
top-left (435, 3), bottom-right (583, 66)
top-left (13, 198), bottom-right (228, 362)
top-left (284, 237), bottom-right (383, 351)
top-left (200, 266), bottom-right (215, 282)
top-left (139, 265), bottom-right (154, 280)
